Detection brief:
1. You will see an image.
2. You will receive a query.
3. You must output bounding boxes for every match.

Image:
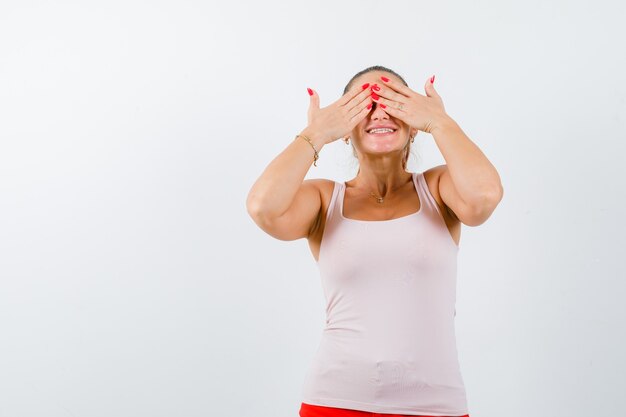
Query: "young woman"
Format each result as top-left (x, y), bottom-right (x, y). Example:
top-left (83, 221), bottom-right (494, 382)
top-left (246, 65), bottom-right (503, 417)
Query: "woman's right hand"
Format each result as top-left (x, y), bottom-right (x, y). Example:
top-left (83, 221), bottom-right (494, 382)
top-left (303, 83), bottom-right (373, 146)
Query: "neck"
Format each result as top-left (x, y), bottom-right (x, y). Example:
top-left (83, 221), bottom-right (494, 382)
top-left (353, 167), bottom-right (412, 198)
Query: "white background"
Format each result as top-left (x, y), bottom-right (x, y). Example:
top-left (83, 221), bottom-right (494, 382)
top-left (1, 1), bottom-right (625, 416)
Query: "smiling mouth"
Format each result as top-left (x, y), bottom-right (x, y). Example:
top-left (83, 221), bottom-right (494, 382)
top-left (366, 128), bottom-right (397, 136)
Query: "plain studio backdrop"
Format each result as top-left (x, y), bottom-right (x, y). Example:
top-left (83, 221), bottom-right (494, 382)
top-left (1, 1), bottom-right (624, 416)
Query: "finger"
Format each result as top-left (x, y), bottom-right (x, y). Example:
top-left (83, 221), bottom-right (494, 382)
top-left (307, 87), bottom-right (320, 110)
top-left (379, 76), bottom-right (421, 98)
top-left (347, 94), bottom-right (373, 120)
top-left (338, 81), bottom-right (371, 107)
top-left (306, 87), bottom-right (320, 122)
top-left (371, 83), bottom-right (408, 104)
top-left (345, 85), bottom-right (373, 114)
top-left (349, 99), bottom-right (374, 126)
top-left (424, 76), bottom-right (440, 99)
top-left (371, 95), bottom-right (407, 118)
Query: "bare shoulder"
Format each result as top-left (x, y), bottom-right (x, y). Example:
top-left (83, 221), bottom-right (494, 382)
top-left (312, 177), bottom-right (335, 192)
top-left (422, 166), bottom-right (460, 223)
top-left (308, 178), bottom-right (336, 213)
top-left (303, 178), bottom-right (334, 198)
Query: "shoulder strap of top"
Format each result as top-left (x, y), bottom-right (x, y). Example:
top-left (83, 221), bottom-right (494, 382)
top-left (324, 181), bottom-right (341, 224)
top-left (415, 171), bottom-right (444, 218)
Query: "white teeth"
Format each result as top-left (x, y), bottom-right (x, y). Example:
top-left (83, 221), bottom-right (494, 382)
top-left (368, 128), bottom-right (395, 134)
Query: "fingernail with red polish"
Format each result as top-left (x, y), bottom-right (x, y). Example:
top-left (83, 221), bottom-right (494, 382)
top-left (380, 104), bottom-right (387, 109)
top-left (307, 87), bottom-right (313, 96)
top-left (372, 84), bottom-right (380, 91)
top-left (361, 83), bottom-right (370, 90)
top-left (381, 76), bottom-right (390, 82)
top-left (430, 75), bottom-right (435, 84)
top-left (367, 103), bottom-right (372, 109)
top-left (371, 92), bottom-right (380, 100)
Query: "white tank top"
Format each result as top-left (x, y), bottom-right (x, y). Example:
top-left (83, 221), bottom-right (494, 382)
top-left (301, 171), bottom-right (468, 416)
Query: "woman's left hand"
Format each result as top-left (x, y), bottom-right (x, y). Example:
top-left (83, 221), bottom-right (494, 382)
top-left (372, 75), bottom-right (450, 134)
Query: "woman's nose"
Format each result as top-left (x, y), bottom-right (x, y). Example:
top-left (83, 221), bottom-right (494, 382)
top-left (370, 101), bottom-right (389, 119)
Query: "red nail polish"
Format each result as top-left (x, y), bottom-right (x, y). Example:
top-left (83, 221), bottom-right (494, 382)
top-left (367, 103), bottom-right (372, 109)
top-left (381, 76), bottom-right (390, 82)
top-left (430, 75), bottom-right (435, 84)
top-left (307, 87), bottom-right (313, 96)
top-left (371, 92), bottom-right (380, 100)
top-left (361, 83), bottom-right (370, 90)
top-left (372, 85), bottom-right (380, 91)
top-left (380, 103), bottom-right (387, 109)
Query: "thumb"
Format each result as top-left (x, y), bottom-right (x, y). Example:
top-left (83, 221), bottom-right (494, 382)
top-left (307, 87), bottom-right (320, 110)
top-left (424, 75), bottom-right (440, 98)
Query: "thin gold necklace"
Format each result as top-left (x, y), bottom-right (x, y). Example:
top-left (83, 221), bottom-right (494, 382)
top-left (366, 175), bottom-right (411, 203)
top-left (368, 185), bottom-right (402, 204)
top-left (369, 192), bottom-right (385, 204)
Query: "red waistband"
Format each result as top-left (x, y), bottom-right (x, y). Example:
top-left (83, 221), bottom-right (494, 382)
top-left (299, 402), bottom-right (470, 417)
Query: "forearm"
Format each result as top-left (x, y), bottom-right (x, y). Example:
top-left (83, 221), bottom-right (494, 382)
top-left (246, 128), bottom-right (326, 219)
top-left (431, 116), bottom-right (503, 205)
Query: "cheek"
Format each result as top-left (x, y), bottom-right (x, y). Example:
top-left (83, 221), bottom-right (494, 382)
top-left (355, 121), bottom-right (368, 133)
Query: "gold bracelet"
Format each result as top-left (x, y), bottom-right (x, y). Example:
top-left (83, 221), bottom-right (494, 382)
top-left (295, 134), bottom-right (319, 167)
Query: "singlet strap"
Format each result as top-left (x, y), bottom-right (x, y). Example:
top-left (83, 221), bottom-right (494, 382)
top-left (415, 171), bottom-right (444, 219)
top-left (324, 181), bottom-right (340, 224)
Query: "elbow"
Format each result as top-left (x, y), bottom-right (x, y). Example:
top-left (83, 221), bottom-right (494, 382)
top-left (246, 197), bottom-right (280, 228)
top-left (246, 200), bottom-right (269, 225)
top-left (246, 193), bottom-right (267, 223)
top-left (465, 189), bottom-right (503, 226)
top-left (485, 185), bottom-right (504, 206)
top-left (478, 182), bottom-right (504, 208)
top-left (246, 194), bottom-right (260, 217)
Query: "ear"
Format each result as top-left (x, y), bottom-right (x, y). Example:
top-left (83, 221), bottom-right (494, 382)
top-left (410, 128), bottom-right (418, 138)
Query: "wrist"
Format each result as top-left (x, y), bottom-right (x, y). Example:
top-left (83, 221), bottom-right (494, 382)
top-left (298, 127), bottom-right (327, 150)
top-left (429, 114), bottom-right (457, 135)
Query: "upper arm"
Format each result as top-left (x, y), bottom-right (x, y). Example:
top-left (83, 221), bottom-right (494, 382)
top-left (436, 164), bottom-right (495, 227)
top-left (248, 179), bottom-right (323, 241)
